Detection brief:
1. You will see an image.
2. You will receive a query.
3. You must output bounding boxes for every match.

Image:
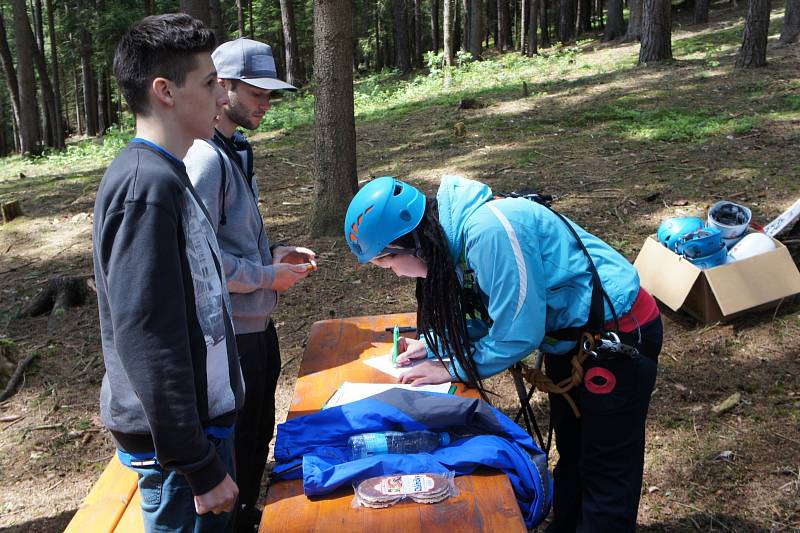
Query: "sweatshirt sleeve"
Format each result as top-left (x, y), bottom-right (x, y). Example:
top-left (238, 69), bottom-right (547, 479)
top-left (450, 220), bottom-right (547, 380)
top-left (184, 141), bottom-right (277, 294)
top-left (99, 199), bottom-right (226, 495)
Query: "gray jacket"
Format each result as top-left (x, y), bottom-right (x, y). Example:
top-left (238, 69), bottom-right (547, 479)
top-left (185, 132), bottom-right (278, 334)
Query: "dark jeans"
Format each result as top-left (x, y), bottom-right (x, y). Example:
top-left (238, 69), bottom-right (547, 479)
top-left (130, 435), bottom-right (236, 533)
top-left (234, 322), bottom-right (281, 510)
top-left (544, 316), bottom-right (663, 533)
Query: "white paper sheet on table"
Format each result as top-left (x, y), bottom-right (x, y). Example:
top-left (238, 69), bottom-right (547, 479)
top-left (362, 353), bottom-right (452, 379)
top-left (323, 381), bottom-right (452, 409)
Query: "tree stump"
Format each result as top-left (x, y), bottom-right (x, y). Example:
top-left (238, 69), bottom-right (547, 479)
top-left (0, 341), bottom-right (16, 384)
top-left (18, 275), bottom-right (91, 318)
top-left (1, 200), bottom-right (22, 223)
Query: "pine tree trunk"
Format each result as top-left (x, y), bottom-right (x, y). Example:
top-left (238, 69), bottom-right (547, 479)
top-left (469, 0), bottom-right (483, 57)
top-left (559, 0), bottom-right (576, 42)
top-left (604, 0), bottom-right (625, 39)
top-left (431, 0), bottom-right (440, 51)
top-left (10, 0), bottom-right (42, 155)
top-left (143, 0), bottom-right (155, 15)
top-left (638, 0), bottom-right (672, 63)
top-left (279, 0), bottom-right (304, 87)
top-left (73, 68), bottom-right (83, 135)
top-left (498, 0), bottom-right (510, 48)
top-left (414, 0), bottom-right (423, 66)
top-left (444, 0), bottom-right (455, 65)
top-left (79, 29), bottom-right (97, 136)
top-left (736, 0), bottom-right (771, 67)
top-left (625, 0), bottom-right (643, 40)
top-left (576, 0), bottom-right (592, 33)
top-left (540, 0), bottom-right (551, 47)
top-left (529, 0), bottom-right (539, 53)
top-left (236, 0), bottom-right (245, 35)
top-left (779, 0), bottom-right (800, 44)
top-left (694, 0), bottom-right (710, 23)
top-left (45, 0), bottom-right (64, 148)
top-left (393, 0), bottom-right (411, 72)
top-left (521, 0), bottom-right (528, 53)
top-left (208, 0), bottom-right (226, 43)
top-left (0, 7), bottom-right (22, 151)
top-left (180, 0), bottom-right (210, 26)
top-left (310, 0), bottom-right (357, 237)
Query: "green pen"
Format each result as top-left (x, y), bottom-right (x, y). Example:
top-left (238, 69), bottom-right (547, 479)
top-left (391, 324), bottom-right (400, 366)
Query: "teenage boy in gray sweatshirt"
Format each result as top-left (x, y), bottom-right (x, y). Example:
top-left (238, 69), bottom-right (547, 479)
top-left (93, 14), bottom-right (242, 532)
top-left (184, 38), bottom-right (315, 533)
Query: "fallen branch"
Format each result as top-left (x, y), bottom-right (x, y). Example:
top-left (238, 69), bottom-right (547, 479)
top-left (0, 352), bottom-right (39, 402)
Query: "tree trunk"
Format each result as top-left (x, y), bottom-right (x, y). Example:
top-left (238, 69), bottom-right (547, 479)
top-left (413, 0), bottom-right (423, 66)
top-left (393, 0), bottom-right (411, 73)
top-left (431, 0), bottom-right (440, 51)
top-left (694, 0), bottom-right (710, 23)
top-left (639, 0), bottom-right (672, 63)
top-left (279, 0), bottom-right (304, 87)
top-left (559, 0), bottom-right (576, 42)
top-left (529, 0), bottom-right (539, 53)
top-left (237, 0), bottom-right (245, 36)
top-left (79, 30), bottom-right (97, 136)
top-left (540, 0), bottom-right (551, 47)
top-left (624, 0), bottom-right (643, 41)
top-left (143, 0), bottom-right (155, 15)
top-left (736, 0), bottom-right (770, 67)
top-left (498, 0), bottom-right (510, 48)
top-left (576, 0), bottom-right (592, 32)
top-left (97, 70), bottom-right (107, 135)
top-left (310, 0), bottom-right (357, 237)
top-left (604, 0), bottom-right (625, 39)
top-left (469, 0), bottom-right (483, 57)
top-left (73, 67), bottom-right (83, 135)
top-left (209, 0), bottom-right (226, 44)
top-left (0, 6), bottom-right (21, 151)
top-left (521, 0), bottom-right (528, 53)
top-left (779, 0), bottom-right (800, 44)
top-left (444, 0), bottom-right (455, 65)
top-left (45, 0), bottom-right (64, 148)
top-left (10, 0), bottom-right (42, 155)
top-left (180, 0), bottom-right (210, 25)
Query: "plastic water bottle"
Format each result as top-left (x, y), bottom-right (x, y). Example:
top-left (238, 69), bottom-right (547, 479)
top-left (347, 430), bottom-right (451, 460)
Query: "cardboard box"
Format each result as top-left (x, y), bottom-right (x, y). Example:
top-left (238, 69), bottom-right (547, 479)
top-left (634, 235), bottom-right (800, 323)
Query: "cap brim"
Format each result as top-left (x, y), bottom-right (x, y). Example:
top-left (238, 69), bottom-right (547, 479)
top-left (241, 78), bottom-right (297, 91)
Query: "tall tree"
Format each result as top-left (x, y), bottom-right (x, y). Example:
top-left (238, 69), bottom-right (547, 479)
top-left (10, 0), bottom-right (42, 154)
top-left (209, 0), bottom-right (226, 43)
top-left (32, 0), bottom-right (59, 147)
top-left (559, 0), bottom-right (576, 42)
top-left (413, 0), bottom-right (422, 66)
top-left (576, 0), bottom-right (591, 33)
top-left (143, 0), bottom-right (155, 15)
top-left (778, 0), bottom-right (800, 44)
top-left (443, 0), bottom-right (455, 65)
top-left (237, 0), bottom-right (246, 36)
top-left (521, 0), bottom-right (527, 53)
top-left (694, 0), bottom-right (710, 23)
top-left (0, 5), bottom-right (21, 150)
top-left (540, 0), bottom-right (551, 47)
top-left (78, 0), bottom-right (97, 137)
top-left (181, 0), bottom-right (209, 25)
top-left (625, 0), bottom-right (643, 41)
top-left (638, 0), bottom-right (672, 63)
top-left (469, 0), bottom-right (483, 57)
top-left (528, 0), bottom-right (539, 54)
top-left (279, 0), bottom-right (304, 86)
top-left (310, 0), bottom-right (357, 236)
top-left (736, 0), bottom-right (771, 67)
top-left (431, 0), bottom-right (440, 51)
top-left (393, 0), bottom-right (411, 73)
top-left (497, 0), bottom-right (511, 48)
top-left (46, 0), bottom-right (64, 148)
top-left (604, 0), bottom-right (625, 39)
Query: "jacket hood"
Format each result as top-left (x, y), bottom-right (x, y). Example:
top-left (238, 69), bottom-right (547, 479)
top-left (436, 176), bottom-right (494, 262)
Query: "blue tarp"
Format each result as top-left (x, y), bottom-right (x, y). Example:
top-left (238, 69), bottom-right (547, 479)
top-left (272, 389), bottom-right (552, 529)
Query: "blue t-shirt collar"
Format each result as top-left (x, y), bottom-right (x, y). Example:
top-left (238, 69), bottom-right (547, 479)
top-left (131, 137), bottom-right (185, 168)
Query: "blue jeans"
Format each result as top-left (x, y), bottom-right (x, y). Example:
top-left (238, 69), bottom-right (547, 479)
top-left (129, 436), bottom-right (236, 533)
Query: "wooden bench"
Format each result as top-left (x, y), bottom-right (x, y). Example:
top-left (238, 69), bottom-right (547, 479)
top-left (64, 454), bottom-right (143, 532)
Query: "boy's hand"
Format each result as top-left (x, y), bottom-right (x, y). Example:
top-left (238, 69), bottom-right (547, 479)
top-left (194, 474), bottom-right (238, 515)
top-left (271, 263), bottom-right (311, 292)
top-left (398, 360), bottom-right (452, 386)
top-left (272, 245), bottom-right (316, 266)
top-left (394, 337), bottom-right (428, 366)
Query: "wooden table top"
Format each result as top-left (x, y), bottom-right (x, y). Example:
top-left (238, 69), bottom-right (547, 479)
top-left (259, 313), bottom-right (526, 533)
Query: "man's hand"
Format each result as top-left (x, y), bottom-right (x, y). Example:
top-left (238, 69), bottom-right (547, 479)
top-left (394, 337), bottom-right (428, 366)
top-left (272, 245), bottom-right (316, 266)
top-left (398, 360), bottom-right (452, 386)
top-left (271, 263), bottom-right (311, 292)
top-left (194, 474), bottom-right (238, 515)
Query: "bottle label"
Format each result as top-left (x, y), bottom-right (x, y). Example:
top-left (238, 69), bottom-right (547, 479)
top-left (362, 433), bottom-right (389, 455)
top-left (375, 474), bottom-right (435, 495)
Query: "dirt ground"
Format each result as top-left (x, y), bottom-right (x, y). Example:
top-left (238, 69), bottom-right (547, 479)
top-left (1, 5), bottom-right (799, 532)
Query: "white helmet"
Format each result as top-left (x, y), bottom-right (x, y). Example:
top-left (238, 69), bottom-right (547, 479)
top-left (727, 233), bottom-right (775, 262)
top-left (708, 201), bottom-right (751, 239)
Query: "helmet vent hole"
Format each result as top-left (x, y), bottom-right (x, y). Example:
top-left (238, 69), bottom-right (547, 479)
top-left (393, 184), bottom-right (403, 196)
top-left (399, 210), bottom-right (411, 221)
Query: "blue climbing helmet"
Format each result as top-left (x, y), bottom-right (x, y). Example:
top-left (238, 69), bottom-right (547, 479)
top-left (675, 227), bottom-right (724, 259)
top-left (344, 177), bottom-right (426, 263)
top-left (657, 217), bottom-right (705, 251)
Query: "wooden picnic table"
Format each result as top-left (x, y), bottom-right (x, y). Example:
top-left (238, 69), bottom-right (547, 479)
top-left (259, 312), bottom-right (526, 533)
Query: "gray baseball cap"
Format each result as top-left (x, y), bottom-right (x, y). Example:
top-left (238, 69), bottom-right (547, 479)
top-left (212, 38), bottom-right (297, 91)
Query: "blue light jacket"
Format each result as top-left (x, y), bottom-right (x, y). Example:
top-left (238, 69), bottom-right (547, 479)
top-left (272, 389), bottom-right (552, 529)
top-left (428, 175), bottom-right (640, 380)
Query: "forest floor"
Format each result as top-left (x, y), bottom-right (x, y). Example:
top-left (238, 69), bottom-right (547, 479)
top-left (1, 3), bottom-right (800, 532)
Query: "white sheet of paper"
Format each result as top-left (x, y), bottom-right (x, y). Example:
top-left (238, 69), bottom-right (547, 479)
top-left (323, 381), bottom-right (452, 409)
top-left (362, 353), bottom-right (427, 378)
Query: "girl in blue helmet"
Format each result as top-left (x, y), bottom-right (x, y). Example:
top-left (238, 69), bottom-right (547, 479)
top-left (344, 175), bottom-right (663, 533)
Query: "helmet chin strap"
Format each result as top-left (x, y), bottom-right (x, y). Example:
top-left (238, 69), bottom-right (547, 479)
top-left (412, 229), bottom-right (424, 259)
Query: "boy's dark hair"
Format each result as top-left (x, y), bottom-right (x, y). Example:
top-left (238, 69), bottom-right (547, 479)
top-left (114, 13), bottom-right (216, 116)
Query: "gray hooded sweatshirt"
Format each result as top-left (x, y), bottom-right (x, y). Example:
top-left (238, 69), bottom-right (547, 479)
top-left (184, 131), bottom-right (278, 334)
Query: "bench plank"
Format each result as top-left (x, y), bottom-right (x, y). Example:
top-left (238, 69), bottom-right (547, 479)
top-left (64, 455), bottom-right (138, 533)
top-left (114, 488), bottom-right (144, 532)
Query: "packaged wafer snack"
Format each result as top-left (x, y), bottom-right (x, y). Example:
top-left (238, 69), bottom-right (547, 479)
top-left (351, 472), bottom-right (458, 509)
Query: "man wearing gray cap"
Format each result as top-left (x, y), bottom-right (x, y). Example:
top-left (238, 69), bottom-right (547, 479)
top-left (184, 38), bottom-right (316, 533)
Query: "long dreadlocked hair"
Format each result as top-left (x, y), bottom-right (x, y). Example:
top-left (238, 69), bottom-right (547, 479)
top-left (393, 199), bottom-right (489, 400)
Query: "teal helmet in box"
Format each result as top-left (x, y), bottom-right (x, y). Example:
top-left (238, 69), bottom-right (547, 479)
top-left (657, 217), bottom-right (705, 251)
top-left (675, 227), bottom-right (724, 259)
top-left (344, 177), bottom-right (426, 263)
